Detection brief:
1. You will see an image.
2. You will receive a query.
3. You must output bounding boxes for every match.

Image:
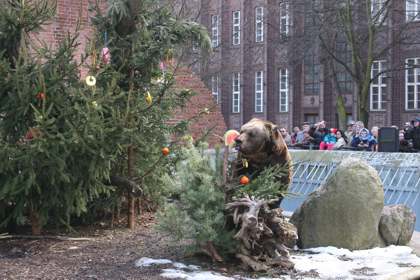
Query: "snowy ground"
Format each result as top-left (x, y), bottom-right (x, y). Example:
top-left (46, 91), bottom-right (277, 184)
top-left (135, 246), bottom-right (420, 280)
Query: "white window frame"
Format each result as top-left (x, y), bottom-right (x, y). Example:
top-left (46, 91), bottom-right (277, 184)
top-left (280, 2), bottom-right (289, 36)
top-left (211, 75), bottom-right (219, 104)
top-left (232, 11), bottom-right (241, 45)
top-left (371, 0), bottom-right (387, 24)
top-left (232, 73), bottom-right (241, 113)
top-left (279, 69), bottom-right (289, 112)
top-left (255, 7), bottom-right (264, 42)
top-left (406, 0), bottom-right (420, 21)
top-left (255, 71), bottom-right (264, 113)
top-left (405, 58), bottom-right (420, 110)
top-left (211, 15), bottom-right (219, 48)
top-left (370, 60), bottom-right (387, 111)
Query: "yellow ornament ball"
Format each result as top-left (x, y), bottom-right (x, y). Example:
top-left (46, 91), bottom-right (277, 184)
top-left (85, 75), bottom-right (96, 87)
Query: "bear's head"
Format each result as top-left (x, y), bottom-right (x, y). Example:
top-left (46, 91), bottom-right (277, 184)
top-left (235, 118), bottom-right (287, 158)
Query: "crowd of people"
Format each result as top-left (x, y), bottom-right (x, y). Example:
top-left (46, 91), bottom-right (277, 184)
top-left (279, 116), bottom-right (420, 153)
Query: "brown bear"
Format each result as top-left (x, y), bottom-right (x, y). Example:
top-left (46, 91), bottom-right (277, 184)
top-left (234, 118), bottom-right (292, 205)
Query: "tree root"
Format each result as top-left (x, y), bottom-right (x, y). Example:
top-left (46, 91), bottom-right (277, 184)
top-left (226, 194), bottom-right (297, 272)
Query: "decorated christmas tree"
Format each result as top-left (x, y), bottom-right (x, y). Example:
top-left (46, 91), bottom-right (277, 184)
top-left (88, 0), bottom-right (211, 229)
top-left (0, 0), bottom-right (210, 234)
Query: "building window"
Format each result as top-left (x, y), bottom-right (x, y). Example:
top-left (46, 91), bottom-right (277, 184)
top-left (279, 69), bottom-right (289, 112)
top-left (232, 72), bottom-right (241, 113)
top-left (280, 2), bottom-right (289, 36)
top-left (406, 0), bottom-right (420, 21)
top-left (370, 60), bottom-right (387, 111)
top-left (255, 7), bottom-right (264, 42)
top-left (211, 15), bottom-right (219, 48)
top-left (232, 11), bottom-right (241, 45)
top-left (304, 114), bottom-right (319, 124)
top-left (406, 58), bottom-right (420, 110)
top-left (371, 0), bottom-right (387, 24)
top-left (304, 54), bottom-right (320, 95)
top-left (255, 71), bottom-right (264, 113)
top-left (211, 75), bottom-right (219, 104)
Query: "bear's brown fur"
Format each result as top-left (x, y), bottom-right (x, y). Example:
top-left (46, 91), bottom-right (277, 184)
top-left (234, 118), bottom-right (292, 197)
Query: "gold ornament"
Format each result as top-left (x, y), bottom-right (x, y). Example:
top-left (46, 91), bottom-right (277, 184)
top-left (85, 76), bottom-right (96, 87)
top-left (145, 92), bottom-right (153, 105)
top-left (92, 101), bottom-right (98, 108)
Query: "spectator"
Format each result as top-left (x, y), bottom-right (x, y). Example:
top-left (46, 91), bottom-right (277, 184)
top-left (334, 129), bottom-right (348, 150)
top-left (399, 130), bottom-right (412, 153)
top-left (355, 121), bottom-right (365, 129)
top-left (371, 126), bottom-right (379, 151)
top-left (320, 128), bottom-right (337, 150)
top-left (351, 128), bottom-right (377, 151)
top-left (404, 117), bottom-right (420, 151)
top-left (296, 122), bottom-right (310, 144)
top-left (280, 127), bottom-right (292, 146)
top-left (404, 122), bottom-right (412, 130)
top-left (291, 126), bottom-right (300, 145)
top-left (345, 121), bottom-right (355, 143)
top-left (301, 130), bottom-right (313, 149)
top-left (309, 121), bottom-right (328, 148)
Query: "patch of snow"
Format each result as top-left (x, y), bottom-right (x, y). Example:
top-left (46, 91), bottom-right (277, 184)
top-left (136, 246), bottom-right (420, 279)
top-left (173, 262), bottom-right (200, 270)
top-left (161, 269), bottom-right (234, 280)
top-left (293, 245), bottom-right (420, 280)
top-left (134, 257), bottom-right (173, 267)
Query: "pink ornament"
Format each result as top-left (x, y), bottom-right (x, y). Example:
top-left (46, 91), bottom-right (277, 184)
top-left (159, 61), bottom-right (166, 72)
top-left (101, 47), bottom-right (111, 64)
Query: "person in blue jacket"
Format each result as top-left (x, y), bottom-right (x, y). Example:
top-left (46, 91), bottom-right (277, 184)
top-left (351, 128), bottom-right (377, 151)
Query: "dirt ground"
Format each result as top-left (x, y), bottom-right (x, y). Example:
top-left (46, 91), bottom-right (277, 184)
top-left (2, 213), bottom-right (417, 280)
top-left (0, 213), bottom-right (194, 280)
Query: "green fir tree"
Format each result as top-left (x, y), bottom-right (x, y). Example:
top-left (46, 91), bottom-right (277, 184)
top-left (0, 0), bottom-right (211, 234)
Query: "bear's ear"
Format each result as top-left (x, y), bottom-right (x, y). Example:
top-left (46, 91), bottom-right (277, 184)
top-left (265, 123), bottom-right (280, 140)
top-left (272, 125), bottom-right (281, 140)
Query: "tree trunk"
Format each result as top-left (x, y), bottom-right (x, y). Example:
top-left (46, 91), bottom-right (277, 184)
top-left (127, 145), bottom-right (136, 230)
top-left (30, 208), bottom-right (42, 235)
top-left (336, 95), bottom-right (347, 130)
top-left (357, 87), bottom-right (370, 127)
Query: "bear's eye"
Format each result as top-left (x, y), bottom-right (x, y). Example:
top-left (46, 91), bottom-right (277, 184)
top-left (248, 131), bottom-right (255, 137)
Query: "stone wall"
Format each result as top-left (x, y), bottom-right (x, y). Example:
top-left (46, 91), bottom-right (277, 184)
top-left (171, 67), bottom-right (227, 147)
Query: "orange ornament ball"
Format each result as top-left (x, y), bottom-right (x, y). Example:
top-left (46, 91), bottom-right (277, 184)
top-left (162, 147), bottom-right (170, 156)
top-left (240, 176), bottom-right (250, 185)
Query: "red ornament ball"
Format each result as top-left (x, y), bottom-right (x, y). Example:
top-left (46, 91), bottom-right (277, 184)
top-left (36, 92), bottom-right (46, 100)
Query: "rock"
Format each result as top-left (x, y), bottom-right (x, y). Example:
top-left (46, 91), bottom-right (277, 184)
top-left (379, 205), bottom-right (416, 245)
top-left (290, 158), bottom-right (385, 250)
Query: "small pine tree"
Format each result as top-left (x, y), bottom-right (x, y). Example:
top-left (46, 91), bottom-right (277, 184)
top-left (157, 143), bottom-right (237, 257)
top-left (158, 144), bottom-right (291, 260)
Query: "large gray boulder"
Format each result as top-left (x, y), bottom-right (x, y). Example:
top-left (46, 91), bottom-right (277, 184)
top-left (290, 157), bottom-right (385, 250)
top-left (379, 205), bottom-right (416, 246)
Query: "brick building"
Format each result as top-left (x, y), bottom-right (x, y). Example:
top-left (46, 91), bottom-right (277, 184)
top-left (198, 0), bottom-right (420, 130)
top-left (35, 0), bottom-right (226, 146)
